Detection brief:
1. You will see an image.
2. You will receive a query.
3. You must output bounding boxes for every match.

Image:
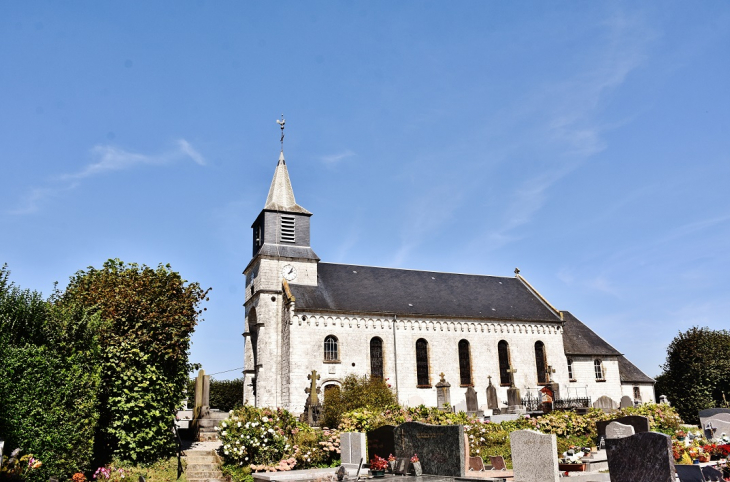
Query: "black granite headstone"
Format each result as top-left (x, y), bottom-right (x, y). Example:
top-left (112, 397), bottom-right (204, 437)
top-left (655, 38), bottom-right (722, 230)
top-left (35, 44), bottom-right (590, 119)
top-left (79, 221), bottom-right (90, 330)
top-left (702, 465), bottom-right (724, 482)
top-left (596, 415), bottom-right (649, 443)
top-left (606, 432), bottom-right (675, 482)
top-left (367, 425), bottom-right (395, 460)
top-left (394, 422), bottom-right (466, 477)
top-left (674, 464), bottom-right (705, 482)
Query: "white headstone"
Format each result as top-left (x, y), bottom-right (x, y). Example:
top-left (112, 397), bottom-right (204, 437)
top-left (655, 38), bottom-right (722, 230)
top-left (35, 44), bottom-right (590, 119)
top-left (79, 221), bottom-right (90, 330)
top-left (605, 421), bottom-right (635, 440)
top-left (510, 430), bottom-right (559, 482)
top-left (704, 416), bottom-right (730, 441)
top-left (340, 432), bottom-right (366, 469)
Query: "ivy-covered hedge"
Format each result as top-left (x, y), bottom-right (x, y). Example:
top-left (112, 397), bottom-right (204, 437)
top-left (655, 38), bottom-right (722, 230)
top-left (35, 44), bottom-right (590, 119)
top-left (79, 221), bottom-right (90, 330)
top-left (210, 378), bottom-right (244, 412)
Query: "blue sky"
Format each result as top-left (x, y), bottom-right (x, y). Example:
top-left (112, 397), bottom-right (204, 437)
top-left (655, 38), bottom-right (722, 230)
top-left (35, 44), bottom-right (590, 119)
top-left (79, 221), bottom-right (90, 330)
top-left (2, 2), bottom-right (729, 381)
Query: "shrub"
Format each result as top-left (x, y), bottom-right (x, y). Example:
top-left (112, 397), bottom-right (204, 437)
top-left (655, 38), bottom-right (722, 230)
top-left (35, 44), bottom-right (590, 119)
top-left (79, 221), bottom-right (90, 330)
top-left (209, 378), bottom-right (244, 411)
top-left (322, 375), bottom-right (397, 429)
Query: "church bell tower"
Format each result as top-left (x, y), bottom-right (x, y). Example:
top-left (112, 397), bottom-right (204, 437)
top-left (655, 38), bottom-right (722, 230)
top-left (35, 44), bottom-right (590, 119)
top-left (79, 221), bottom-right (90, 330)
top-left (243, 118), bottom-right (319, 408)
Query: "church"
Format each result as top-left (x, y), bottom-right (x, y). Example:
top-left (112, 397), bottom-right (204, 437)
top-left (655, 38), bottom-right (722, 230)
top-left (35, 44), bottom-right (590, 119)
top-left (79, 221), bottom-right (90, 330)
top-left (243, 139), bottom-right (655, 416)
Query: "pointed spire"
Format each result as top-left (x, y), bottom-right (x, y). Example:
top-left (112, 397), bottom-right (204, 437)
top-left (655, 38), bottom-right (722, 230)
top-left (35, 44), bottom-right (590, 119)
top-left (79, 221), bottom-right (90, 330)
top-left (264, 150), bottom-right (311, 214)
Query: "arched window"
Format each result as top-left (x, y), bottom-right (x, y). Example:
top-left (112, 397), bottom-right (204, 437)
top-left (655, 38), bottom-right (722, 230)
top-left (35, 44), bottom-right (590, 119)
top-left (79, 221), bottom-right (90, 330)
top-left (594, 359), bottom-right (604, 380)
top-left (324, 335), bottom-right (339, 361)
top-left (416, 338), bottom-right (430, 386)
top-left (498, 340), bottom-right (512, 386)
top-left (535, 341), bottom-right (548, 384)
top-left (370, 337), bottom-right (384, 379)
top-left (633, 386), bottom-right (641, 401)
top-left (567, 358), bottom-right (574, 380)
top-left (458, 340), bottom-right (472, 386)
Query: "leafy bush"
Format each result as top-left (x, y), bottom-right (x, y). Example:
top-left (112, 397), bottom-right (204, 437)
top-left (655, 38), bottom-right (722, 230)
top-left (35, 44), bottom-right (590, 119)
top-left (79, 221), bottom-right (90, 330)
top-left (322, 375), bottom-right (398, 429)
top-left (59, 259), bottom-right (210, 464)
top-left (217, 406), bottom-right (340, 472)
top-left (0, 266), bottom-right (103, 481)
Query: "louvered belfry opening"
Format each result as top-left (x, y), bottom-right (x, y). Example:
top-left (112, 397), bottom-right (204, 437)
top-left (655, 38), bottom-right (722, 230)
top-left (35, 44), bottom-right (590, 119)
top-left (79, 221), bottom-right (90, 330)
top-left (458, 339), bottom-right (472, 385)
top-left (280, 215), bottom-right (295, 243)
top-left (498, 340), bottom-right (511, 385)
top-left (416, 338), bottom-right (430, 386)
top-left (370, 337), bottom-right (384, 379)
top-left (535, 341), bottom-right (548, 384)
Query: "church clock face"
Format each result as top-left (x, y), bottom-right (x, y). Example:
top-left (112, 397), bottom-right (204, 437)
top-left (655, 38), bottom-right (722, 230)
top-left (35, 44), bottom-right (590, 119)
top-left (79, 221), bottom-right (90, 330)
top-left (282, 264), bottom-right (298, 281)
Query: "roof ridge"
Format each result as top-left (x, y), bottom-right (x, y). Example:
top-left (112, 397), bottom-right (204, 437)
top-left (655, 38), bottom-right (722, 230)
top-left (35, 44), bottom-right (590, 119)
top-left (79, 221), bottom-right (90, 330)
top-left (319, 262), bottom-right (515, 279)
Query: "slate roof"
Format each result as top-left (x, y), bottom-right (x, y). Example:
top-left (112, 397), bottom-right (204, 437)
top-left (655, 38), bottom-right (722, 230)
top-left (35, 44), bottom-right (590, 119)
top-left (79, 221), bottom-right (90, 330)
top-left (288, 263), bottom-right (563, 322)
top-left (618, 355), bottom-right (655, 384)
top-left (561, 311), bottom-right (622, 356)
top-left (264, 152), bottom-right (311, 214)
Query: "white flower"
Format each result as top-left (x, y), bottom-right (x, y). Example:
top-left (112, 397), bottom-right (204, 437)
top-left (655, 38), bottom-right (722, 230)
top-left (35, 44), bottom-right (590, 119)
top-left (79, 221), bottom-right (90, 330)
top-left (222, 431), bottom-right (227, 436)
top-left (222, 421), bottom-right (227, 428)
top-left (246, 422), bottom-right (250, 428)
top-left (262, 416), bottom-right (269, 422)
top-left (214, 426), bottom-right (220, 431)
top-left (246, 457), bottom-right (249, 461)
top-left (268, 428), bottom-right (274, 433)
top-left (238, 421), bottom-right (242, 427)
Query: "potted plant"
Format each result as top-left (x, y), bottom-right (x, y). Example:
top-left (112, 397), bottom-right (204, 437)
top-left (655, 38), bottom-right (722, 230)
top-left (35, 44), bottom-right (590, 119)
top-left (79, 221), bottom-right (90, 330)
top-left (387, 454), bottom-right (396, 473)
top-left (675, 429), bottom-right (687, 441)
top-left (370, 455), bottom-right (388, 478)
top-left (410, 454), bottom-right (422, 476)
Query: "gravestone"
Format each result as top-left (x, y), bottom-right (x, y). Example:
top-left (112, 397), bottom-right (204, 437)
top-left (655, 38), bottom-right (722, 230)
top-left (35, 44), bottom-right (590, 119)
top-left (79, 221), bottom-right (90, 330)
top-left (393, 457), bottom-right (409, 475)
top-left (465, 387), bottom-right (479, 412)
top-left (490, 455), bottom-right (506, 471)
top-left (486, 376), bottom-right (499, 411)
top-left (507, 387), bottom-right (521, 407)
top-left (193, 369), bottom-right (209, 419)
top-left (468, 456), bottom-right (485, 471)
top-left (510, 430), bottom-right (559, 482)
top-left (435, 373), bottom-right (451, 409)
top-left (605, 421), bottom-right (635, 439)
top-left (675, 464), bottom-right (706, 482)
top-left (304, 370), bottom-right (322, 426)
top-left (367, 425), bottom-right (395, 460)
top-left (702, 465), bottom-right (724, 482)
top-left (605, 432), bottom-right (675, 482)
top-left (699, 410), bottom-right (730, 434)
top-left (620, 395), bottom-right (633, 408)
top-left (394, 422), bottom-right (466, 477)
top-left (340, 432), bottom-right (366, 470)
top-left (596, 415), bottom-right (649, 442)
top-left (703, 416), bottom-right (730, 441)
top-left (593, 395), bottom-right (618, 412)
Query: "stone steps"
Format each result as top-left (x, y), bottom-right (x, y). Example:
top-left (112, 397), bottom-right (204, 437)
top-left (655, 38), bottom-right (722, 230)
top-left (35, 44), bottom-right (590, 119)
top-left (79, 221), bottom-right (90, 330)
top-left (185, 449), bottom-right (224, 482)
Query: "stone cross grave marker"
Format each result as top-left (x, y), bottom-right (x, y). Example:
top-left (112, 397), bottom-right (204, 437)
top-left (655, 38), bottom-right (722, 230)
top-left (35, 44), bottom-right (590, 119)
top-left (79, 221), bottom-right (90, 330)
top-left (596, 415), bottom-right (649, 443)
top-left (510, 430), bottom-right (559, 482)
top-left (605, 421), bottom-right (635, 439)
top-left (339, 432), bottom-right (366, 470)
top-left (507, 367), bottom-right (517, 388)
top-left (465, 386), bottom-right (479, 412)
top-left (486, 376), bottom-right (499, 411)
top-left (436, 373), bottom-right (451, 409)
top-left (394, 421), bottom-right (466, 477)
top-left (606, 432), bottom-right (675, 482)
top-left (620, 395), bottom-right (633, 408)
top-left (304, 370), bottom-right (321, 426)
top-left (367, 425), bottom-right (395, 461)
top-left (699, 408), bottom-right (730, 429)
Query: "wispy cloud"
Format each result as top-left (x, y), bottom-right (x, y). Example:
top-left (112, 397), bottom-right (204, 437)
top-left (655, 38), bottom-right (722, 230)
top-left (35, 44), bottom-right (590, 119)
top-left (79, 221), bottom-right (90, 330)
top-left (10, 139), bottom-right (206, 215)
top-left (320, 149), bottom-right (355, 165)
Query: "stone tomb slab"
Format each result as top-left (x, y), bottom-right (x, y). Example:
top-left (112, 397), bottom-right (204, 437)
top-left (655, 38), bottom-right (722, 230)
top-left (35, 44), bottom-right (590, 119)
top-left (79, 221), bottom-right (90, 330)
top-left (394, 422), bottom-right (466, 477)
top-left (367, 425), bottom-right (395, 460)
top-left (509, 429), bottom-right (559, 482)
top-left (596, 415), bottom-right (649, 442)
top-left (340, 432), bottom-right (366, 468)
top-left (605, 432), bottom-right (675, 482)
top-left (605, 421), bottom-right (635, 439)
top-left (674, 465), bottom-right (706, 482)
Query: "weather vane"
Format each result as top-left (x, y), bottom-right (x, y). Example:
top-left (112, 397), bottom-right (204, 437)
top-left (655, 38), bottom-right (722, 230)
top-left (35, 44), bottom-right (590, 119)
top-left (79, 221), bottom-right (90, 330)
top-left (276, 114), bottom-right (285, 151)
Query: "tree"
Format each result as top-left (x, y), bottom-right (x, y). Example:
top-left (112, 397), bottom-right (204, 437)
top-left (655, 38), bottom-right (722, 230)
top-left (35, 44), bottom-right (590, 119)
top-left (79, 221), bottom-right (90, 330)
top-left (321, 375), bottom-right (398, 429)
top-left (59, 259), bottom-right (210, 463)
top-left (656, 326), bottom-right (730, 424)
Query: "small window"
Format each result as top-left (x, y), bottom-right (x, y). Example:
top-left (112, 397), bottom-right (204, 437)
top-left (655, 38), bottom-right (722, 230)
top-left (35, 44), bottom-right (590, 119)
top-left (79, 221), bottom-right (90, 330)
top-left (633, 386), bottom-right (641, 401)
top-left (280, 215), bottom-right (295, 243)
top-left (535, 341), bottom-right (548, 384)
top-left (370, 337), bottom-right (384, 379)
top-left (594, 359), bottom-right (604, 380)
top-left (458, 340), bottom-right (472, 385)
top-left (498, 340), bottom-right (512, 386)
top-left (416, 338), bottom-right (430, 386)
top-left (567, 358), bottom-right (574, 380)
top-left (324, 335), bottom-right (339, 362)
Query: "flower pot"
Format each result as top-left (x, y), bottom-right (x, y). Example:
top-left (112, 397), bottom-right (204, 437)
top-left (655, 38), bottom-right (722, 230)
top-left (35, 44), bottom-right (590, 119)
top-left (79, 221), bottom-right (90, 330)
top-left (559, 463), bottom-right (586, 472)
top-left (677, 437), bottom-right (686, 442)
top-left (411, 461), bottom-right (422, 476)
top-left (388, 461), bottom-right (396, 473)
top-left (371, 470), bottom-right (385, 478)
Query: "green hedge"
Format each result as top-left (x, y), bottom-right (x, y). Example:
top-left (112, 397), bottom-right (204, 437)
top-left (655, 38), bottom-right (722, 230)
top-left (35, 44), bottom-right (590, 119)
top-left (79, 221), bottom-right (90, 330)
top-left (210, 378), bottom-right (244, 412)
